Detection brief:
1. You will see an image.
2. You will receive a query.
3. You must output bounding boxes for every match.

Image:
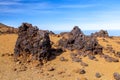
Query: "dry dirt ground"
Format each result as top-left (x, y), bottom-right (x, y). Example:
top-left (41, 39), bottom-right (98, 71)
top-left (0, 34), bottom-right (120, 80)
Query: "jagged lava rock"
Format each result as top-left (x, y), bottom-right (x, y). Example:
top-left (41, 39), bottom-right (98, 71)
top-left (58, 26), bottom-right (103, 55)
top-left (14, 23), bottom-right (51, 61)
top-left (91, 30), bottom-right (109, 38)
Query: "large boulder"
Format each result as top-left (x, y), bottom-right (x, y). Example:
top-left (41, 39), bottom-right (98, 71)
top-left (59, 26), bottom-right (85, 50)
top-left (71, 26), bottom-right (84, 35)
top-left (58, 26), bottom-right (103, 55)
top-left (14, 23), bottom-right (51, 61)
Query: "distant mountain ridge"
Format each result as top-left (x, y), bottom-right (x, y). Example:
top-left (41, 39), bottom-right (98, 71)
top-left (0, 23), bottom-right (18, 34)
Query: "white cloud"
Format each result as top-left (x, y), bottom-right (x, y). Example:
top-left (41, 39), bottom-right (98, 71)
top-left (0, 1), bottom-right (53, 13)
top-left (58, 4), bottom-right (98, 8)
top-left (0, 8), bottom-right (23, 13)
top-left (0, 2), bottom-right (17, 5)
top-left (0, 1), bottom-right (20, 5)
top-left (41, 22), bottom-right (120, 31)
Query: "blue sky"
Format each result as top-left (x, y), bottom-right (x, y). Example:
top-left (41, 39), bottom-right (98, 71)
top-left (0, 0), bottom-right (120, 31)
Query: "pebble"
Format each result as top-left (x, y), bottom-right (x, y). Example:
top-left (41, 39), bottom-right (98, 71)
top-left (112, 58), bottom-right (119, 62)
top-left (13, 68), bottom-right (17, 71)
top-left (72, 57), bottom-right (82, 62)
top-left (113, 72), bottom-right (120, 80)
top-left (57, 70), bottom-right (65, 74)
top-left (79, 69), bottom-right (86, 74)
top-left (47, 67), bottom-right (55, 71)
top-left (88, 55), bottom-right (96, 60)
top-left (1, 54), bottom-right (5, 57)
top-left (80, 62), bottom-right (88, 67)
top-left (95, 72), bottom-right (101, 78)
top-left (16, 61), bottom-right (21, 65)
top-left (59, 57), bottom-right (67, 61)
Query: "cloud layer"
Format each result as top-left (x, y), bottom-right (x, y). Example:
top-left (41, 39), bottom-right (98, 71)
top-left (0, 0), bottom-right (120, 30)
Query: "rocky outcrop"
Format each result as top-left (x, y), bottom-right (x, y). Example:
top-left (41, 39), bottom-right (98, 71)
top-left (14, 23), bottom-right (51, 62)
top-left (58, 26), bottom-right (103, 55)
top-left (91, 30), bottom-right (109, 38)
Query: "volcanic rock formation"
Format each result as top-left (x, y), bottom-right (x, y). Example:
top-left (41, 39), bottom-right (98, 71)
top-left (58, 26), bottom-right (103, 55)
top-left (14, 23), bottom-right (51, 62)
top-left (91, 30), bottom-right (109, 38)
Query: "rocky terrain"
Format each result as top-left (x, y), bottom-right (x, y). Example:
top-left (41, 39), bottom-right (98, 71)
top-left (0, 23), bottom-right (120, 80)
top-left (0, 23), bottom-right (18, 34)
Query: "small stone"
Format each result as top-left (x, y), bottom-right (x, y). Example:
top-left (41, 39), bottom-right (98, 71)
top-left (104, 56), bottom-right (119, 62)
top-left (47, 67), bottom-right (55, 71)
top-left (79, 69), bottom-right (86, 74)
top-left (10, 54), bottom-right (14, 56)
top-left (113, 72), bottom-right (120, 80)
top-left (7, 53), bottom-right (11, 56)
top-left (94, 58), bottom-right (98, 61)
top-left (70, 53), bottom-right (77, 58)
top-left (27, 59), bottom-right (31, 63)
top-left (45, 73), bottom-right (49, 76)
top-left (80, 62), bottom-right (88, 67)
top-left (57, 70), bottom-right (65, 74)
top-left (105, 57), bottom-right (113, 62)
top-left (112, 58), bottom-right (119, 62)
top-left (95, 72), bottom-right (101, 78)
top-left (111, 50), bottom-right (115, 53)
top-left (13, 68), bottom-right (17, 71)
top-left (88, 55), bottom-right (96, 60)
top-left (115, 52), bottom-right (120, 58)
top-left (67, 74), bottom-right (71, 77)
top-left (1, 54), bottom-right (5, 57)
top-left (72, 57), bottom-right (82, 62)
top-left (16, 61), bottom-right (21, 65)
top-left (59, 57), bottom-right (67, 61)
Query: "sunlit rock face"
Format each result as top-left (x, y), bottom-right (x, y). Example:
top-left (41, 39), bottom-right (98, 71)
top-left (14, 23), bottom-right (51, 61)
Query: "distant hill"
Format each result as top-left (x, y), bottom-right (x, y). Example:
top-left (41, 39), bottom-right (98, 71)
top-left (0, 23), bottom-right (18, 34)
top-left (0, 23), bottom-right (9, 27)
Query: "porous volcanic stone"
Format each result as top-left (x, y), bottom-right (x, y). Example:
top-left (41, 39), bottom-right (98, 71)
top-left (58, 26), bottom-right (103, 55)
top-left (113, 72), bottom-right (120, 80)
top-left (95, 72), bottom-right (101, 78)
top-left (91, 30), bottom-right (109, 38)
top-left (14, 23), bottom-right (51, 62)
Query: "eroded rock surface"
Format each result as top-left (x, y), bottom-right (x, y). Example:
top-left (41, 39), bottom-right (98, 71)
top-left (14, 23), bottom-right (51, 62)
top-left (91, 30), bottom-right (109, 38)
top-left (58, 26), bottom-right (103, 55)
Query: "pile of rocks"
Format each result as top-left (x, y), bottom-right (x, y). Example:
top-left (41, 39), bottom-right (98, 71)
top-left (58, 26), bottom-right (103, 55)
top-left (91, 30), bottom-right (109, 38)
top-left (14, 23), bottom-right (51, 62)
